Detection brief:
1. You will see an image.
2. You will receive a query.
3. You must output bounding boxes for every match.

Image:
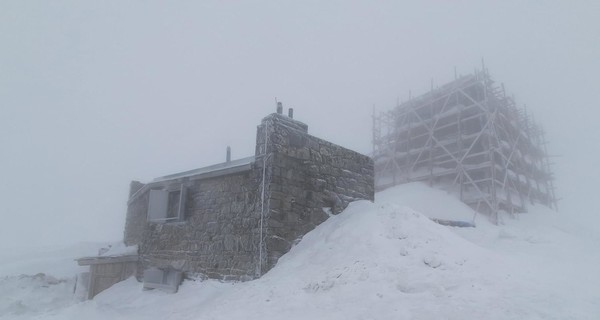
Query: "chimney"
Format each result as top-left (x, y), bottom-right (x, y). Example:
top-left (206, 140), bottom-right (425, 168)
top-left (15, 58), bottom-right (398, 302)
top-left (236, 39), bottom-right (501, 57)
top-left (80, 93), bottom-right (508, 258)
top-left (276, 102), bottom-right (283, 114)
top-left (288, 108), bottom-right (294, 119)
top-left (226, 146), bottom-right (231, 162)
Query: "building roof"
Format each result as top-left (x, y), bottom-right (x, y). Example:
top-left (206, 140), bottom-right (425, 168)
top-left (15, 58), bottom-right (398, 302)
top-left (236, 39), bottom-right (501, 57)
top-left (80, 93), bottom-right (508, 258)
top-left (152, 155), bottom-right (256, 182)
top-left (128, 156), bottom-right (256, 204)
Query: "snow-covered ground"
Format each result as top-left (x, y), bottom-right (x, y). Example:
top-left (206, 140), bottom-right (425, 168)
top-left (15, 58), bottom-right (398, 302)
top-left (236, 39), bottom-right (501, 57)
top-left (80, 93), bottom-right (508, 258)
top-left (1, 182), bottom-right (599, 319)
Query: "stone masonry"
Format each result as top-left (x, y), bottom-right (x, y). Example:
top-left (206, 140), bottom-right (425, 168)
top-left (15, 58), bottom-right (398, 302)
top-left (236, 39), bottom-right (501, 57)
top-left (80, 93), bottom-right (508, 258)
top-left (125, 164), bottom-right (261, 280)
top-left (123, 107), bottom-right (374, 281)
top-left (256, 113), bottom-right (374, 270)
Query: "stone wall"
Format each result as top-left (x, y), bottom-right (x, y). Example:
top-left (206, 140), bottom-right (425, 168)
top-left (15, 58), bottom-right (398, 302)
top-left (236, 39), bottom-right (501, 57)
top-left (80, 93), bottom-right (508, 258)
top-left (123, 181), bottom-right (146, 246)
top-left (124, 169), bottom-right (262, 280)
top-left (123, 111), bottom-right (374, 280)
top-left (255, 113), bottom-right (374, 272)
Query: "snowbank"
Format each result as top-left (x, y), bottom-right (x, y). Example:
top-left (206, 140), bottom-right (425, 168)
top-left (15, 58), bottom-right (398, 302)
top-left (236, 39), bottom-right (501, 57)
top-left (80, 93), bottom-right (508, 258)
top-left (96, 243), bottom-right (138, 257)
top-left (0, 274), bottom-right (77, 318)
top-left (1, 183), bottom-right (599, 319)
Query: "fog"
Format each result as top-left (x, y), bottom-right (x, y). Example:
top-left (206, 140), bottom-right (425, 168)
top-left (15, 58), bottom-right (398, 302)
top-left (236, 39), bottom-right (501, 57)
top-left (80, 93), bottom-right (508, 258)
top-left (1, 1), bottom-right (599, 249)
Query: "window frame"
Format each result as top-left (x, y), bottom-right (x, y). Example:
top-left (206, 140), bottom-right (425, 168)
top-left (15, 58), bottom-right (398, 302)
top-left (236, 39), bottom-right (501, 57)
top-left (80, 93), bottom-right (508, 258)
top-left (143, 267), bottom-right (182, 293)
top-left (147, 184), bottom-right (187, 223)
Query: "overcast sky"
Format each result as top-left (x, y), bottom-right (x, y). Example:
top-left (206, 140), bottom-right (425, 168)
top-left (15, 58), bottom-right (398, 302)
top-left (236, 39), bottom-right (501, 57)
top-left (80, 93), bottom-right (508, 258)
top-left (1, 1), bottom-right (599, 249)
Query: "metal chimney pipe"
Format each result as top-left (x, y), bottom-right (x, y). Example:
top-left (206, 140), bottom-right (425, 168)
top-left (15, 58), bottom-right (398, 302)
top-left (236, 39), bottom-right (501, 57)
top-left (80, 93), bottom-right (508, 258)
top-left (288, 108), bottom-right (294, 119)
top-left (226, 146), bottom-right (231, 162)
top-left (276, 102), bottom-right (283, 114)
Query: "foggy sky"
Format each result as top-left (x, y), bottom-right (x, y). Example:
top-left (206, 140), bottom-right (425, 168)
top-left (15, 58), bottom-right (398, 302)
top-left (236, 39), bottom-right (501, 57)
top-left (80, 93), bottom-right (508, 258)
top-left (1, 1), bottom-right (599, 249)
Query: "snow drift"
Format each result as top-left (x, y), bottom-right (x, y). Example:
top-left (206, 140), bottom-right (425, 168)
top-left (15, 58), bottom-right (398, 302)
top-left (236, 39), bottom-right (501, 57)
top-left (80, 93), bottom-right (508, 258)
top-left (1, 182), bottom-right (599, 320)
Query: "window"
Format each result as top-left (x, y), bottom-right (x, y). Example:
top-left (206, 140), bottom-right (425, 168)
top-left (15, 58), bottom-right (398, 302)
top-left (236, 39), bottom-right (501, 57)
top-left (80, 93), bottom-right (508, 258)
top-left (167, 190), bottom-right (181, 220)
top-left (143, 267), bottom-right (182, 293)
top-left (147, 185), bottom-right (186, 223)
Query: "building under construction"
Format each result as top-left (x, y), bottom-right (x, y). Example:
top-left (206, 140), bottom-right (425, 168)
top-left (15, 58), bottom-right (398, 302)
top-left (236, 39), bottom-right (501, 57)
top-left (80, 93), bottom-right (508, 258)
top-left (373, 68), bottom-right (557, 223)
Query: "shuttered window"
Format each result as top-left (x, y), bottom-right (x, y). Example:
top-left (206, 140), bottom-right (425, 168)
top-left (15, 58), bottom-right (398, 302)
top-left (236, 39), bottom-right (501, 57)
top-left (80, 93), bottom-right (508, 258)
top-left (147, 185), bottom-right (186, 223)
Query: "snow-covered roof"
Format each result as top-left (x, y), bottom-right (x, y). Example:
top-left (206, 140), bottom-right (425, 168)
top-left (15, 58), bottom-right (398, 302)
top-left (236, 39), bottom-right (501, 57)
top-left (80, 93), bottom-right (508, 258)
top-left (76, 243), bottom-right (139, 266)
top-left (128, 156), bottom-right (256, 204)
top-left (153, 156), bottom-right (256, 182)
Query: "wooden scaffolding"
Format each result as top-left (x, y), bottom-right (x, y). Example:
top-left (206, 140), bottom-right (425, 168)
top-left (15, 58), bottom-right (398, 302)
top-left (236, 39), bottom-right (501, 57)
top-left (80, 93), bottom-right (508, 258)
top-left (373, 68), bottom-right (557, 223)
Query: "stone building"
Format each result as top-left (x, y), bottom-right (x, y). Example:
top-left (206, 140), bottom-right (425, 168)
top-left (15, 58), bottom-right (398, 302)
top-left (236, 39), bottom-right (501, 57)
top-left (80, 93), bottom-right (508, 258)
top-left (78, 104), bottom-right (374, 298)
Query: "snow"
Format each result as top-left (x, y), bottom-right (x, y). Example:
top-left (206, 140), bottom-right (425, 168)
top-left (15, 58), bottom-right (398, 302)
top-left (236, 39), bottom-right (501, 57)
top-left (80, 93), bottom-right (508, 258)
top-left (96, 243), bottom-right (138, 258)
top-left (0, 242), bottom-right (105, 279)
top-left (0, 274), bottom-right (79, 318)
top-left (1, 182), bottom-right (599, 319)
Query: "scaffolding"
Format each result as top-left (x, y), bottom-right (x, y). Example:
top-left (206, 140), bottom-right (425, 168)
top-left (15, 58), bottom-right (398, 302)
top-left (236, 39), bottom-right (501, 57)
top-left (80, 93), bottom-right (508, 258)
top-left (373, 68), bottom-right (557, 223)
